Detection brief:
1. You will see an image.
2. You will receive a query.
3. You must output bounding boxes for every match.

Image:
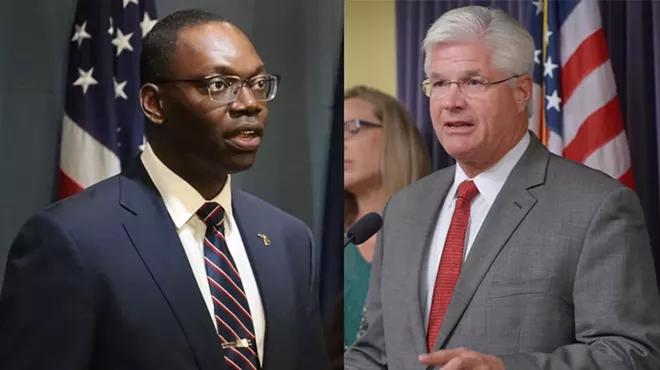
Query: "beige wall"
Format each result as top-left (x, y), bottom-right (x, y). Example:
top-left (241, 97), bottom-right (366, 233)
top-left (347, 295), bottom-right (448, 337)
top-left (344, 0), bottom-right (397, 96)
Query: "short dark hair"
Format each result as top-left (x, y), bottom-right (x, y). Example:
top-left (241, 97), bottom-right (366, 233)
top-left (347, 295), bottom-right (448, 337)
top-left (140, 9), bottom-right (227, 84)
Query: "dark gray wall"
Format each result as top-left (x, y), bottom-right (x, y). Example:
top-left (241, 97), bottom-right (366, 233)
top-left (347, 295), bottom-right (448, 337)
top-left (0, 0), bottom-right (342, 284)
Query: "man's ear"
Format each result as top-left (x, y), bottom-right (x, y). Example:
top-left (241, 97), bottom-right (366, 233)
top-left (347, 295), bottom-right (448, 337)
top-left (514, 74), bottom-right (533, 115)
top-left (139, 83), bottom-right (165, 125)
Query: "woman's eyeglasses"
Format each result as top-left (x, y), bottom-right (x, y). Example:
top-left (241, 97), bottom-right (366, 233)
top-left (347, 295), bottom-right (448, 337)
top-left (344, 119), bottom-right (382, 139)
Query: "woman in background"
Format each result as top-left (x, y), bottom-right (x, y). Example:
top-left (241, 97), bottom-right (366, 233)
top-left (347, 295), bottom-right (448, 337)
top-left (343, 85), bottom-right (431, 349)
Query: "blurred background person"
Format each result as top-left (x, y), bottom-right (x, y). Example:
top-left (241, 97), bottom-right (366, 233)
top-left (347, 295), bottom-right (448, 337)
top-left (343, 85), bottom-right (431, 349)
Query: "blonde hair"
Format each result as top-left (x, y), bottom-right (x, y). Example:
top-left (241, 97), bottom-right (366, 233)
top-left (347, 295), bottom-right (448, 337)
top-left (344, 85), bottom-right (431, 227)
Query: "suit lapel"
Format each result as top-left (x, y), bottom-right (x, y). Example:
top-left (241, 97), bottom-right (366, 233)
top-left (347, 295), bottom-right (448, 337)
top-left (405, 169), bottom-right (455, 357)
top-left (432, 134), bottom-right (549, 350)
top-left (232, 191), bottom-right (295, 369)
top-left (119, 161), bottom-right (226, 370)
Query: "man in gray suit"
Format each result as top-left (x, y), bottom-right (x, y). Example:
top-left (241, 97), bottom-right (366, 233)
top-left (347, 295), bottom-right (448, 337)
top-left (344, 5), bottom-right (660, 370)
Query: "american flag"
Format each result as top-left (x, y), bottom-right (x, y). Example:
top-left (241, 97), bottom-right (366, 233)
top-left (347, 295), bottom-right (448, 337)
top-left (58, 0), bottom-right (157, 199)
top-left (525, 0), bottom-right (634, 188)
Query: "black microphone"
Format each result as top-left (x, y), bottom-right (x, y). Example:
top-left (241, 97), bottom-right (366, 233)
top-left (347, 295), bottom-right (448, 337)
top-left (344, 212), bottom-right (383, 248)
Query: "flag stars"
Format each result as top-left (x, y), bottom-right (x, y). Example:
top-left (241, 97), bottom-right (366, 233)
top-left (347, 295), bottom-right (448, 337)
top-left (71, 21), bottom-right (92, 48)
top-left (533, 0), bottom-right (543, 16)
top-left (535, 50), bottom-right (542, 64)
top-left (543, 56), bottom-right (559, 78)
top-left (108, 17), bottom-right (114, 35)
top-left (545, 30), bottom-right (553, 44)
top-left (123, 0), bottom-right (138, 8)
top-left (546, 90), bottom-right (562, 112)
top-left (114, 78), bottom-right (128, 100)
top-left (73, 67), bottom-right (98, 94)
top-left (112, 29), bottom-right (134, 56)
top-left (141, 13), bottom-right (158, 37)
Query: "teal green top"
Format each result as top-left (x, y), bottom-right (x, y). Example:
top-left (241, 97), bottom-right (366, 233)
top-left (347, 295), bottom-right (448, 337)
top-left (344, 242), bottom-right (372, 349)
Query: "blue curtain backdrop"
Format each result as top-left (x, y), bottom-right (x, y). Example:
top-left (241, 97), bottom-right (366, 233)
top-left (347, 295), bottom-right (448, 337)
top-left (395, 0), bottom-right (660, 287)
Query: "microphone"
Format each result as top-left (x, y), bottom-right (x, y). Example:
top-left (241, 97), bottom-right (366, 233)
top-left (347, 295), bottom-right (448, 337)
top-left (344, 212), bottom-right (383, 248)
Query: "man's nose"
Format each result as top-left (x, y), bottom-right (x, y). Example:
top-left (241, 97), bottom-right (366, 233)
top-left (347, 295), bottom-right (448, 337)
top-left (439, 83), bottom-right (467, 110)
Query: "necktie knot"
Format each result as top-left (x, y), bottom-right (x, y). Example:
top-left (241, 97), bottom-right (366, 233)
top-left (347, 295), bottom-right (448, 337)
top-left (196, 202), bottom-right (225, 228)
top-left (456, 180), bottom-right (479, 202)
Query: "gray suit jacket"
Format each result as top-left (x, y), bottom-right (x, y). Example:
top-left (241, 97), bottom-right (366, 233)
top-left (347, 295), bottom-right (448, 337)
top-left (345, 134), bottom-right (660, 370)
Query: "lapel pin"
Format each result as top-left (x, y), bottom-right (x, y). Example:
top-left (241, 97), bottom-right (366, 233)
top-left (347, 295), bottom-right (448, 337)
top-left (258, 233), bottom-right (271, 246)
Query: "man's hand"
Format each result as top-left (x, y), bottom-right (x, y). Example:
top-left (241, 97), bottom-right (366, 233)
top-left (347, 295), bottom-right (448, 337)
top-left (418, 347), bottom-right (505, 370)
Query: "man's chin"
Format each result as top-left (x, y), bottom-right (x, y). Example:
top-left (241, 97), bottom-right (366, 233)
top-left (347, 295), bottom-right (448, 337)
top-left (195, 151), bottom-right (258, 176)
top-left (224, 152), bottom-right (258, 174)
top-left (443, 145), bottom-right (475, 162)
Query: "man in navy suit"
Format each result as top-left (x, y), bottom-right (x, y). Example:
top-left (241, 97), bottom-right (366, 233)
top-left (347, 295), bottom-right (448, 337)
top-left (0, 9), bottom-right (329, 370)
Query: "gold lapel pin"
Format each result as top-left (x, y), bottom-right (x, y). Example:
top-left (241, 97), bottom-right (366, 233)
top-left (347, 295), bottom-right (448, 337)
top-left (258, 233), bottom-right (271, 246)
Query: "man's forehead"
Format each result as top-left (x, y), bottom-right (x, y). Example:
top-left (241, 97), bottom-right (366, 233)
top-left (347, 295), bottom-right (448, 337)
top-left (178, 23), bottom-right (244, 48)
top-left (430, 39), bottom-right (490, 58)
top-left (428, 40), bottom-right (493, 75)
top-left (173, 23), bottom-right (263, 75)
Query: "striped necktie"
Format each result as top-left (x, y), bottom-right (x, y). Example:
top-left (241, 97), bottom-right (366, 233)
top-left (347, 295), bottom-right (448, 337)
top-left (197, 202), bottom-right (260, 370)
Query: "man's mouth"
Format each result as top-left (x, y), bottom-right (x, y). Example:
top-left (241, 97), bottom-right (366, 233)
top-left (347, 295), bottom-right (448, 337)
top-left (234, 130), bottom-right (258, 139)
top-left (225, 127), bottom-right (263, 151)
top-left (445, 121), bottom-right (473, 127)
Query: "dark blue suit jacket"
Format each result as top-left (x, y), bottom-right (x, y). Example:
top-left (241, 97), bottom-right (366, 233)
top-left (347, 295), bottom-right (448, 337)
top-left (0, 160), bottom-right (330, 370)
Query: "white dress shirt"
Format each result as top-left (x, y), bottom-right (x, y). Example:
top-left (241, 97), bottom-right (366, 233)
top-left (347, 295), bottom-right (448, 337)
top-left (141, 143), bottom-right (265, 365)
top-left (422, 132), bottom-right (531, 329)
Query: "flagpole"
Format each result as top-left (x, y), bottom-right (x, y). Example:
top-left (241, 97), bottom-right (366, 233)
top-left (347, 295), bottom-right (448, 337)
top-left (541, 0), bottom-right (548, 146)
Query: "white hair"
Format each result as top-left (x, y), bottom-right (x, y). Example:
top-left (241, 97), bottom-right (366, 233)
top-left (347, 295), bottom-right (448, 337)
top-left (422, 6), bottom-right (535, 117)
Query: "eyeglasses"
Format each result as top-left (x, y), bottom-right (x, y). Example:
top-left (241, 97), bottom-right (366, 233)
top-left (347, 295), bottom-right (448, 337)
top-left (421, 75), bottom-right (520, 98)
top-left (344, 119), bottom-right (382, 139)
top-left (154, 74), bottom-right (281, 105)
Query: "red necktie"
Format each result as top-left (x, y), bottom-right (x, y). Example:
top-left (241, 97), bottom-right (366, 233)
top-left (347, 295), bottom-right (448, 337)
top-left (427, 180), bottom-right (479, 352)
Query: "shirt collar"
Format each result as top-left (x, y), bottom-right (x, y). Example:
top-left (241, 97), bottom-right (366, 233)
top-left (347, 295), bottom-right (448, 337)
top-left (452, 131), bottom-right (530, 205)
top-left (140, 142), bottom-right (233, 229)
